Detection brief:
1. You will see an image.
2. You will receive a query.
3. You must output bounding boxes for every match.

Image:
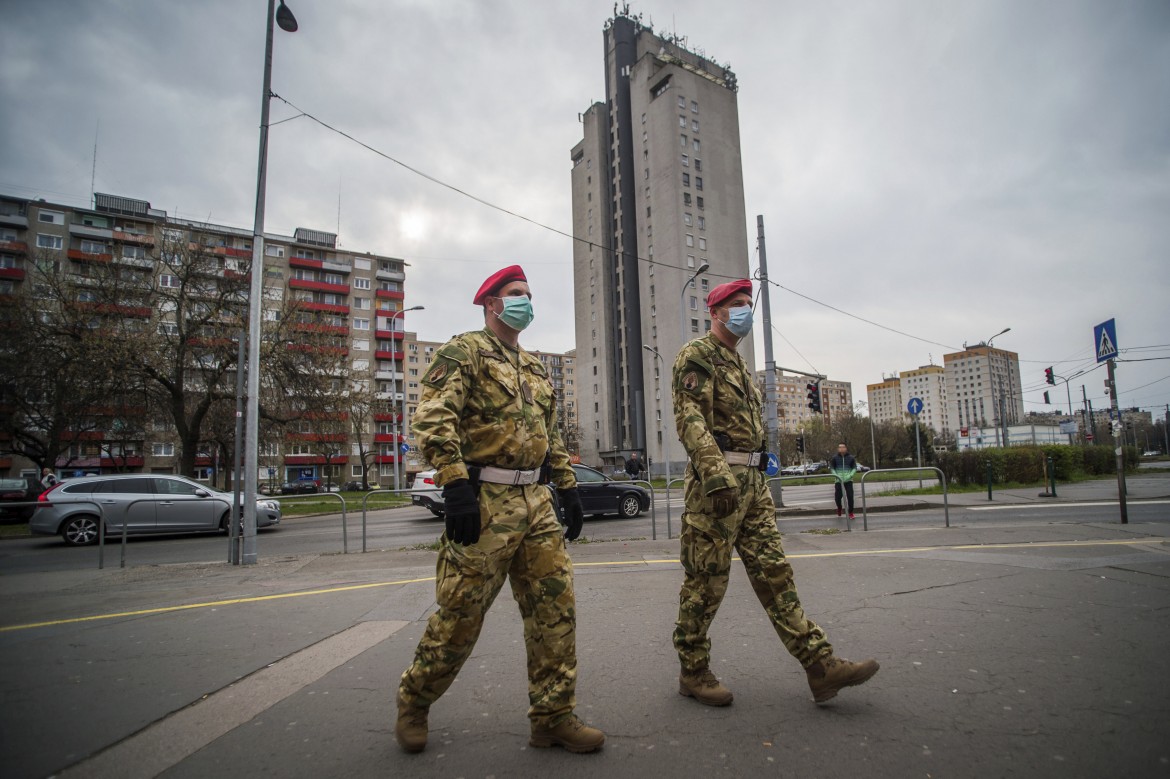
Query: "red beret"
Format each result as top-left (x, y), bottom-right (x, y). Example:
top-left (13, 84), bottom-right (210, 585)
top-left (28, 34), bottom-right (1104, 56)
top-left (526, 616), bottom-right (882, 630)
top-left (707, 279), bottom-right (752, 309)
top-left (473, 265), bottom-right (527, 306)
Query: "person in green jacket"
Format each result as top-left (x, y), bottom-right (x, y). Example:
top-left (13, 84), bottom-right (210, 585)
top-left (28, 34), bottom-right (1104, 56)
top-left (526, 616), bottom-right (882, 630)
top-left (829, 443), bottom-right (859, 519)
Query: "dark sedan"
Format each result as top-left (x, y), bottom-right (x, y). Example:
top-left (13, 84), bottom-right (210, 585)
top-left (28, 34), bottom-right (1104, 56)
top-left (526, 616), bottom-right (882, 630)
top-left (571, 464), bottom-right (650, 519)
top-left (279, 481), bottom-right (319, 495)
top-left (0, 476), bottom-right (41, 522)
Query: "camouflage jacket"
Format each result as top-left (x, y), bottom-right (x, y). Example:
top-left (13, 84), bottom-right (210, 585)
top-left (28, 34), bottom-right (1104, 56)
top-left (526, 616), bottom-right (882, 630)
top-left (673, 333), bottom-right (765, 495)
top-left (413, 329), bottom-right (575, 491)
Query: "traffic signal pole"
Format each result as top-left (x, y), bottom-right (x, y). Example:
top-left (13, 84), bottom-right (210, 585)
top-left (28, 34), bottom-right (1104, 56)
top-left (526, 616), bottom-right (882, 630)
top-left (756, 216), bottom-right (782, 507)
top-left (1107, 359), bottom-right (1128, 524)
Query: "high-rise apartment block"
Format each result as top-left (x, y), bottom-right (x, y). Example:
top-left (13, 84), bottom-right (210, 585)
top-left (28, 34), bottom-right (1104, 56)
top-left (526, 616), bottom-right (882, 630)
top-left (755, 370), bottom-right (854, 432)
top-left (868, 348), bottom-right (1023, 442)
top-left (866, 365), bottom-right (950, 434)
top-left (0, 191), bottom-right (415, 485)
top-left (943, 345), bottom-right (1023, 437)
top-left (570, 12), bottom-right (751, 473)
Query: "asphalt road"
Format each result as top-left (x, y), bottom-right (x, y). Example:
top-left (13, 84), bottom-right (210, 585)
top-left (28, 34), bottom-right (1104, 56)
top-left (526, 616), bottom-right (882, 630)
top-left (2, 482), bottom-right (1167, 576)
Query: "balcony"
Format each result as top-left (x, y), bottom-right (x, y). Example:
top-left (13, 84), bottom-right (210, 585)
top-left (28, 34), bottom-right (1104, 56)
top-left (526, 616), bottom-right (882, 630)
top-left (374, 391), bottom-right (404, 402)
top-left (289, 256), bottom-right (324, 271)
top-left (373, 412), bottom-right (401, 423)
top-left (375, 288), bottom-right (405, 300)
top-left (292, 322), bottom-right (349, 336)
top-left (374, 454), bottom-right (401, 464)
top-left (68, 249), bottom-right (113, 263)
top-left (290, 278), bottom-right (349, 295)
top-left (373, 433), bottom-right (404, 444)
top-left (112, 230), bottom-right (154, 246)
top-left (375, 268), bottom-right (405, 282)
top-left (0, 212), bottom-right (28, 229)
top-left (113, 255), bottom-right (155, 269)
top-left (0, 267), bottom-right (25, 281)
top-left (69, 224), bottom-right (113, 240)
top-left (0, 241), bottom-right (28, 255)
top-left (374, 329), bottom-right (406, 340)
top-left (294, 301), bottom-right (349, 315)
top-left (374, 350), bottom-right (405, 362)
top-left (374, 370), bottom-right (404, 381)
top-left (286, 343), bottom-right (348, 356)
top-left (321, 259), bottom-right (352, 274)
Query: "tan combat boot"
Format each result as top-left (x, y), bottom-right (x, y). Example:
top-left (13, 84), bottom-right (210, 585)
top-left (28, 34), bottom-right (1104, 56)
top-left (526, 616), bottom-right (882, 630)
top-left (806, 655), bottom-right (880, 703)
top-left (679, 667), bottom-right (734, 706)
top-left (529, 714), bottom-right (606, 753)
top-left (395, 695), bottom-right (428, 753)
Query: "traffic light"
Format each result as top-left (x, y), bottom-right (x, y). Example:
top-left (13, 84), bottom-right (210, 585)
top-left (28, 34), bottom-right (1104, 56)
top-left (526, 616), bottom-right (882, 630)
top-left (1045, 367), bottom-right (1055, 385)
top-left (1043, 391), bottom-right (1050, 405)
top-left (796, 435), bottom-right (806, 454)
top-left (806, 382), bottom-right (822, 413)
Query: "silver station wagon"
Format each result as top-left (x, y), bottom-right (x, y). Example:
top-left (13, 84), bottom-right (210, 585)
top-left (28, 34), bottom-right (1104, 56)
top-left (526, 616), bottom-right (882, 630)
top-left (31, 474), bottom-right (281, 546)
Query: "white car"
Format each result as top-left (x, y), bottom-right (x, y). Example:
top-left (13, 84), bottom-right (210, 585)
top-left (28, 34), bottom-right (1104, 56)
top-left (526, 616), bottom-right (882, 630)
top-left (410, 470), bottom-right (444, 518)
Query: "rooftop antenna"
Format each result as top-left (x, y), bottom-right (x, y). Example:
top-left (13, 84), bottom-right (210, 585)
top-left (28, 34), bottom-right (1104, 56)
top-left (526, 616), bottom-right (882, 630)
top-left (90, 119), bottom-right (99, 208)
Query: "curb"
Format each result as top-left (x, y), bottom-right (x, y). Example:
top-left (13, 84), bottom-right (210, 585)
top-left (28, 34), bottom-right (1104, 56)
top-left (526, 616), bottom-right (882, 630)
top-left (776, 502), bottom-right (930, 518)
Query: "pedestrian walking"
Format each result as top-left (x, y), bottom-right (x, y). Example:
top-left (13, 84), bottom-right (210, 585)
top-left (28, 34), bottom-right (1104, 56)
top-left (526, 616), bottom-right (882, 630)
top-left (625, 451), bottom-right (646, 479)
top-left (671, 278), bottom-right (879, 707)
top-left (395, 265), bottom-right (604, 755)
top-left (830, 443), bottom-right (859, 519)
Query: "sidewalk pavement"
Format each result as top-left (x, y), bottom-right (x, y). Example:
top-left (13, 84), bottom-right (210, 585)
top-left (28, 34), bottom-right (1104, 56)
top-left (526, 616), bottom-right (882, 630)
top-left (2, 505), bottom-right (1169, 777)
top-left (775, 473), bottom-right (1170, 517)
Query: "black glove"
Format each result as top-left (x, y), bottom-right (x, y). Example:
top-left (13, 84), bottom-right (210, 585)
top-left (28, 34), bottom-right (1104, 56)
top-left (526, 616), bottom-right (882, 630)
top-left (708, 487), bottom-right (739, 519)
top-left (442, 479), bottom-right (481, 545)
top-left (557, 488), bottom-right (584, 541)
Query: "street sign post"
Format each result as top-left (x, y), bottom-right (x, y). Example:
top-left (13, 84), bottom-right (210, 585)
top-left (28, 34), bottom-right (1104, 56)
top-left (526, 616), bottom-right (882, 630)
top-left (1094, 318), bottom-right (1118, 363)
top-left (1094, 318), bottom-right (1127, 523)
top-left (907, 397), bottom-right (924, 487)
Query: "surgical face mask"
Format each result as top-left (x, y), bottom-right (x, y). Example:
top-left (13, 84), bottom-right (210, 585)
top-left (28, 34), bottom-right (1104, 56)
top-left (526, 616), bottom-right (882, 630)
top-left (724, 305), bottom-right (753, 338)
top-left (495, 295), bottom-right (534, 331)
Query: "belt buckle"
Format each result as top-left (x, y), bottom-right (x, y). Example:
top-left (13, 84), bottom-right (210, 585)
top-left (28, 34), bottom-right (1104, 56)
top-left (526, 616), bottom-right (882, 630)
top-left (512, 470), bottom-right (523, 486)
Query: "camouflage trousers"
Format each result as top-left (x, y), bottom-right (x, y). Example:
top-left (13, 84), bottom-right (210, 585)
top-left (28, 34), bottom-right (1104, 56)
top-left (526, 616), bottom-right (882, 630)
top-left (675, 466), bottom-right (832, 672)
top-left (398, 482), bottom-right (577, 726)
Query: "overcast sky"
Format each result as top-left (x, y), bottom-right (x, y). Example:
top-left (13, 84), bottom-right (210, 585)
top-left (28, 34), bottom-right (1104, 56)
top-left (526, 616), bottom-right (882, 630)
top-left (2, 0), bottom-right (1168, 422)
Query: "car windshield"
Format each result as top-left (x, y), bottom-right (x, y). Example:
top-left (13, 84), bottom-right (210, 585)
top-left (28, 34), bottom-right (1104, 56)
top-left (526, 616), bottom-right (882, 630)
top-left (0, 479), bottom-right (28, 490)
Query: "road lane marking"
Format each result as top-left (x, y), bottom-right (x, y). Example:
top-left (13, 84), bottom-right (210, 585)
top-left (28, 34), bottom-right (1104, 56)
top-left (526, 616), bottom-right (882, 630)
top-left (58, 620), bottom-right (407, 779)
top-left (3, 538), bottom-right (1163, 634)
top-left (968, 499), bottom-right (1170, 511)
top-left (0, 576), bottom-right (434, 633)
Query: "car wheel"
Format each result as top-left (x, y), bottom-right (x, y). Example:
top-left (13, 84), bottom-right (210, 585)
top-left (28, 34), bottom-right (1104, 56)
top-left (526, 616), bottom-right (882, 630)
top-left (61, 515), bottom-right (102, 546)
top-left (428, 508), bottom-right (444, 519)
top-left (618, 493), bottom-right (642, 518)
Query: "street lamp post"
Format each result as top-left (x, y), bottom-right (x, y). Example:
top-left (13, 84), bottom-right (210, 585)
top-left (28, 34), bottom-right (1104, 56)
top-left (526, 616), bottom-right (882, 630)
top-left (242, 0), bottom-right (297, 565)
top-left (642, 345), bottom-right (670, 482)
top-left (389, 305), bottom-right (423, 491)
top-left (981, 328), bottom-right (1010, 448)
top-left (678, 261), bottom-right (710, 342)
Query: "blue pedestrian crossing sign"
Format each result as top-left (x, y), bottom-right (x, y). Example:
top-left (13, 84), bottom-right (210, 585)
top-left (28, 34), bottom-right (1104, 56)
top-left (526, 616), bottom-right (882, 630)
top-left (907, 397), bottom-right (924, 415)
top-left (1093, 318), bottom-right (1118, 363)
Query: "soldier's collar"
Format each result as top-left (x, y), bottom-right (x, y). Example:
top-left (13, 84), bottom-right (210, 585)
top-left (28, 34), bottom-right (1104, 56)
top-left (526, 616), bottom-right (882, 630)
top-left (481, 328), bottom-right (521, 357)
top-left (705, 332), bottom-right (741, 360)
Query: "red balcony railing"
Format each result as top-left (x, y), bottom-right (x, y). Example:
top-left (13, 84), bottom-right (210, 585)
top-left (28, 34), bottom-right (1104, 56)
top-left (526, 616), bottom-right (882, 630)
top-left (0, 241), bottom-right (28, 254)
top-left (375, 288), bottom-right (405, 300)
top-left (67, 249), bottom-right (113, 263)
top-left (0, 267), bottom-right (25, 281)
top-left (290, 278), bottom-right (349, 295)
top-left (294, 301), bottom-right (349, 315)
top-left (374, 350), bottom-right (405, 361)
top-left (289, 257), bottom-right (324, 270)
top-left (374, 329), bottom-right (406, 340)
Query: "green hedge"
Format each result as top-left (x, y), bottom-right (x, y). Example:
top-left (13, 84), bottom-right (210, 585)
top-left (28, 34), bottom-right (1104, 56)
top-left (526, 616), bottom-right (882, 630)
top-left (936, 445), bottom-right (1139, 486)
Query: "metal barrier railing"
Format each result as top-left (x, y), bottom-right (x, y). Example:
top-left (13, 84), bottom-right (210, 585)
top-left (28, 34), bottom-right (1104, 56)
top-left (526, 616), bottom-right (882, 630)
top-left (859, 467), bottom-right (949, 531)
top-left (271, 492), bottom-right (349, 553)
top-left (360, 488), bottom-right (417, 552)
top-left (665, 477), bottom-right (688, 540)
top-left (765, 474), bottom-right (855, 531)
top-left (623, 479), bottom-right (657, 540)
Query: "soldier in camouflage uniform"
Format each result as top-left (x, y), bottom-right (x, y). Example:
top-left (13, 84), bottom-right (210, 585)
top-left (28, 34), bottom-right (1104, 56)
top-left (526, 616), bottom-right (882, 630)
top-left (672, 279), bottom-right (879, 707)
top-left (395, 265), bottom-right (604, 754)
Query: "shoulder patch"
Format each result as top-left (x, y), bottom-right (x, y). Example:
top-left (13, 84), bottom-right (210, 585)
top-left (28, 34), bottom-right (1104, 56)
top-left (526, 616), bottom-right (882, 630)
top-left (422, 355), bottom-right (461, 388)
top-left (682, 371), bottom-right (699, 391)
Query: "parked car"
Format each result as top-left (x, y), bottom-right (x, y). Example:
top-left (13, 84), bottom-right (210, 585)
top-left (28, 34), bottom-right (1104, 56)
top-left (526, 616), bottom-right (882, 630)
top-left (279, 481), bottom-right (318, 495)
top-left (410, 470), bottom-right (444, 518)
top-left (781, 464), bottom-right (803, 476)
top-left (339, 480), bottom-right (378, 492)
top-left (570, 464), bottom-right (651, 518)
top-left (0, 476), bottom-right (41, 522)
top-left (31, 474), bottom-right (281, 546)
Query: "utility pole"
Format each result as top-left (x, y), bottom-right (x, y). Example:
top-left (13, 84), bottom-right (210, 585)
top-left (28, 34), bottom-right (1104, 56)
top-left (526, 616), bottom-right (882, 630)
top-left (1107, 359), bottom-right (1128, 524)
top-left (1164, 404), bottom-right (1169, 455)
top-left (1081, 385), bottom-right (1091, 445)
top-left (756, 215), bottom-right (781, 507)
